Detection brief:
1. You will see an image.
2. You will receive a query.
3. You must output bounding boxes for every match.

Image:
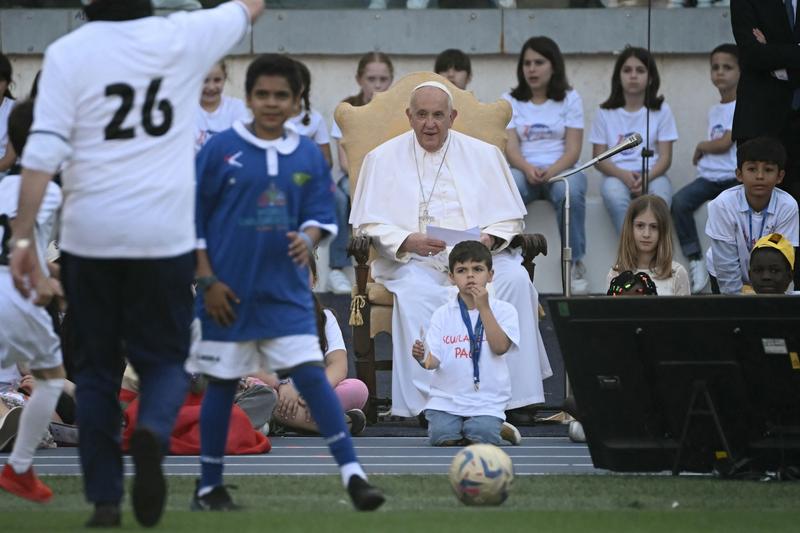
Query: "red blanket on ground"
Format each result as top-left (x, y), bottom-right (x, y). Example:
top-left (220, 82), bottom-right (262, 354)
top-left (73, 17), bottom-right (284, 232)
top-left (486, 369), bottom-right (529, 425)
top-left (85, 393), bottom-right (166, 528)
top-left (121, 391), bottom-right (271, 455)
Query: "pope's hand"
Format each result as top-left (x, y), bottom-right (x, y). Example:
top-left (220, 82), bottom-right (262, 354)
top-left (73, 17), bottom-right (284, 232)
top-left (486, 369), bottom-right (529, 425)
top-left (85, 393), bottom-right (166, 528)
top-left (400, 233), bottom-right (446, 256)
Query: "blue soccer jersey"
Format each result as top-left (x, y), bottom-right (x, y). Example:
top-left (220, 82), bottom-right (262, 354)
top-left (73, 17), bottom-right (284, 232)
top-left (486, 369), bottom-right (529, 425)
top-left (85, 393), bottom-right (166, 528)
top-left (195, 121), bottom-right (337, 341)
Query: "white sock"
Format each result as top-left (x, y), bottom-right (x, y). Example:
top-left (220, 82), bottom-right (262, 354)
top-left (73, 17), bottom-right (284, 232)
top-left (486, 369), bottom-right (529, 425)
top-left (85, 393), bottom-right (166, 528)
top-left (197, 485), bottom-right (216, 497)
top-left (340, 461), bottom-right (367, 487)
top-left (8, 378), bottom-right (64, 474)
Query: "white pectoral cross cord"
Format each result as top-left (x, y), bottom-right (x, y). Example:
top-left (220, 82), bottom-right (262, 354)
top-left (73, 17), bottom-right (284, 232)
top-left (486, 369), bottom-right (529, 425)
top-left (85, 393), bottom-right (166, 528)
top-left (413, 135), bottom-right (451, 232)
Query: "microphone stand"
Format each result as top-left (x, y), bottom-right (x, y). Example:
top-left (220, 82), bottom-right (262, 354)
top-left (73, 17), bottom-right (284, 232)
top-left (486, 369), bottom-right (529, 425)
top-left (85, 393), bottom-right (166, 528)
top-left (548, 134), bottom-right (643, 297)
top-left (547, 174), bottom-right (573, 297)
top-left (549, 134), bottom-right (641, 402)
top-left (641, 147), bottom-right (654, 195)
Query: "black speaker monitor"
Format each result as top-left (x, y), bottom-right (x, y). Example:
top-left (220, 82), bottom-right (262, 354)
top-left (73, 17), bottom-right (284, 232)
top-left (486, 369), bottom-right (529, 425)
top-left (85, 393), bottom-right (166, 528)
top-left (548, 295), bottom-right (800, 474)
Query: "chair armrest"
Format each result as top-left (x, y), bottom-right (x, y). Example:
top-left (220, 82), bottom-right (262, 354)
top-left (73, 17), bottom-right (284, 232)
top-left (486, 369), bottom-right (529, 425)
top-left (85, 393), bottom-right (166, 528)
top-left (347, 235), bottom-right (371, 295)
top-left (510, 233), bottom-right (547, 282)
top-left (510, 233), bottom-right (547, 259)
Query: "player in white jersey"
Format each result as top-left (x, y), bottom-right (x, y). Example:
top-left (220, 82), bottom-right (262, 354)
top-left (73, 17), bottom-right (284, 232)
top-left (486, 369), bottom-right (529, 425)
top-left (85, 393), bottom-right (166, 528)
top-left (0, 101), bottom-right (67, 506)
top-left (9, 0), bottom-right (264, 527)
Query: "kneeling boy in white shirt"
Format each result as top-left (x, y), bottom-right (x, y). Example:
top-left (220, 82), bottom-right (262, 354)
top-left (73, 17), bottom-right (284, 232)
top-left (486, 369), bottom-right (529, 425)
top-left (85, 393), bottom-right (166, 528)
top-left (412, 240), bottom-right (522, 446)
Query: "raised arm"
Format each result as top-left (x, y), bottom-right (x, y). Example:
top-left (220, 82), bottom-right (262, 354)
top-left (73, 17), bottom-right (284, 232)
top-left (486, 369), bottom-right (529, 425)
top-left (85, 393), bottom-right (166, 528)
top-left (235, 0), bottom-right (265, 22)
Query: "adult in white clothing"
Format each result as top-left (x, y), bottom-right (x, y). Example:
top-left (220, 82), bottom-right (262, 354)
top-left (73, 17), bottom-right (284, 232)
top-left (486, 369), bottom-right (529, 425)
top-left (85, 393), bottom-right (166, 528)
top-left (349, 82), bottom-right (552, 417)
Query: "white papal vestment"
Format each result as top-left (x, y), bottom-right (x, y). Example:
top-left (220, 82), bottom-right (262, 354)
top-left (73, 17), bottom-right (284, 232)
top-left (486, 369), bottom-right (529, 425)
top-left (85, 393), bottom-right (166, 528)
top-left (350, 130), bottom-right (552, 417)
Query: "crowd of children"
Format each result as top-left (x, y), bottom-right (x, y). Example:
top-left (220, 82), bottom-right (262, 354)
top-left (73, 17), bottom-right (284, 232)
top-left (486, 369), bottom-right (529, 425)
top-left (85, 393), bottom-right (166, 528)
top-left (183, 35), bottom-right (800, 307)
top-left (1, 24), bottom-right (800, 521)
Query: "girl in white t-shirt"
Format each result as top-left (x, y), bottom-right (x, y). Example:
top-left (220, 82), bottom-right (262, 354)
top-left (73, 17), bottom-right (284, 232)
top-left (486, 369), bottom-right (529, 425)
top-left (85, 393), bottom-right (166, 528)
top-left (0, 53), bottom-right (17, 177)
top-left (270, 256), bottom-right (369, 435)
top-left (590, 47), bottom-right (679, 234)
top-left (607, 194), bottom-right (690, 296)
top-left (289, 59), bottom-right (332, 168)
top-left (504, 36), bottom-right (589, 294)
top-left (194, 60), bottom-right (250, 152)
top-left (327, 52), bottom-right (395, 294)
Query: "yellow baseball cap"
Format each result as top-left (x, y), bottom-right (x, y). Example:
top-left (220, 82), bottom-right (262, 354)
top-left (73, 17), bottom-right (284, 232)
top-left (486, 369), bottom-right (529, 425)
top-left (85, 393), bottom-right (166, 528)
top-left (751, 233), bottom-right (795, 271)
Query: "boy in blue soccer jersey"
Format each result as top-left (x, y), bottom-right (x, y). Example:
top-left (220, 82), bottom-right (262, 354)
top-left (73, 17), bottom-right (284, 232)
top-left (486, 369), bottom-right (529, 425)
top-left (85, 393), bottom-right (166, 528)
top-left (188, 54), bottom-right (384, 512)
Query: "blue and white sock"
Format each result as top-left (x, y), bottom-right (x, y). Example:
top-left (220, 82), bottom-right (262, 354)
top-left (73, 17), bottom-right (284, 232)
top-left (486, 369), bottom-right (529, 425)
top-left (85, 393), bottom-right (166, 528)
top-left (290, 364), bottom-right (365, 487)
top-left (198, 378), bottom-right (238, 495)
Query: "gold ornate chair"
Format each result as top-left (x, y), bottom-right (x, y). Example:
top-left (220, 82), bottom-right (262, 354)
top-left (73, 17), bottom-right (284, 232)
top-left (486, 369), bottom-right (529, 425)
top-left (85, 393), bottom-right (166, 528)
top-left (335, 72), bottom-right (547, 422)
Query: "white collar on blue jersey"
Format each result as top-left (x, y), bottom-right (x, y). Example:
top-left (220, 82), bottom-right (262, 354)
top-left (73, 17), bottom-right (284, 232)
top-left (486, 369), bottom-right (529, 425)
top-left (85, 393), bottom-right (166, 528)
top-left (233, 120), bottom-right (301, 176)
top-left (233, 120), bottom-right (300, 153)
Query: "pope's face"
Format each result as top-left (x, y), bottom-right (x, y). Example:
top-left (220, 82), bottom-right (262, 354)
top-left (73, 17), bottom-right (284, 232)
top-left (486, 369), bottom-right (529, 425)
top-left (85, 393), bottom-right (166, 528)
top-left (406, 87), bottom-right (458, 153)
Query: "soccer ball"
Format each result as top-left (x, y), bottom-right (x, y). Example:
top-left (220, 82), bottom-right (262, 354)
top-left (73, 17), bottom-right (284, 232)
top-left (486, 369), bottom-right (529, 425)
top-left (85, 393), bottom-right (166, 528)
top-left (449, 443), bottom-right (514, 506)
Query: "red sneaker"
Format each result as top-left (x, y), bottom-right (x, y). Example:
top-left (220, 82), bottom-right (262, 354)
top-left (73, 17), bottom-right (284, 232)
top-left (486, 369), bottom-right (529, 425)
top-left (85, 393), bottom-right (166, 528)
top-left (0, 463), bottom-right (53, 503)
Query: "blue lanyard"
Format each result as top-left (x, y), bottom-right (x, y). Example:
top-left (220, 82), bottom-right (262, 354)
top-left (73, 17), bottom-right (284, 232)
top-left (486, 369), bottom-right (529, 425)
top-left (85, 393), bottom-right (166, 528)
top-left (747, 209), bottom-right (768, 250)
top-left (457, 295), bottom-right (484, 390)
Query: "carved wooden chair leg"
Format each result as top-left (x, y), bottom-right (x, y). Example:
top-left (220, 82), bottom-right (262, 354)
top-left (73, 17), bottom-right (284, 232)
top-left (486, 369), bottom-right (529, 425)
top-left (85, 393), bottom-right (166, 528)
top-left (348, 235), bottom-right (378, 424)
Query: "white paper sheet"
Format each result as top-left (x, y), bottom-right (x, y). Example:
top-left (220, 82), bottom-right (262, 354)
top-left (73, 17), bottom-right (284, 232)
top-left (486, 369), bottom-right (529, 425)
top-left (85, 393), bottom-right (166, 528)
top-left (426, 225), bottom-right (481, 246)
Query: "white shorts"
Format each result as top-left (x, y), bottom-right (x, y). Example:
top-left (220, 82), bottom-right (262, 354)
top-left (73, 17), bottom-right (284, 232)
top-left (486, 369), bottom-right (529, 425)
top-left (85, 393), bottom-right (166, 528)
top-left (185, 322), bottom-right (324, 380)
top-left (0, 270), bottom-right (63, 371)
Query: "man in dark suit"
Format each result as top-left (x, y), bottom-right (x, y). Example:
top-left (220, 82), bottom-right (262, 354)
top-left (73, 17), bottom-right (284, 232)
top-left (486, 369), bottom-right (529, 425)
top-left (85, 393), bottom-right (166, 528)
top-left (731, 0), bottom-right (800, 283)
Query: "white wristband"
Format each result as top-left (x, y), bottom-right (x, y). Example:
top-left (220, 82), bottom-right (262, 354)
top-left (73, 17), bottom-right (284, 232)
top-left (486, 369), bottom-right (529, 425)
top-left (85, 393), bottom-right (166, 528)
top-left (13, 238), bottom-right (31, 250)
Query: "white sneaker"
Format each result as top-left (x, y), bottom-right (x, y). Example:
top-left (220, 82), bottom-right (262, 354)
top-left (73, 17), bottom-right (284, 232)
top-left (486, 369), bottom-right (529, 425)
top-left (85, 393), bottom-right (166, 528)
top-left (327, 269), bottom-right (352, 295)
top-left (689, 259), bottom-right (709, 294)
top-left (406, 0), bottom-right (429, 8)
top-left (568, 420), bottom-right (586, 443)
top-left (368, 0), bottom-right (387, 8)
top-left (570, 261), bottom-right (589, 295)
top-left (500, 421), bottom-right (522, 445)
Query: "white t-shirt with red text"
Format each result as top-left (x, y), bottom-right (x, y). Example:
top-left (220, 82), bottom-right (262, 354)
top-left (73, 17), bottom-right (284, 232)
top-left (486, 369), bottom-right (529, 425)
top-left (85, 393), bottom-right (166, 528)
top-left (424, 296), bottom-right (519, 420)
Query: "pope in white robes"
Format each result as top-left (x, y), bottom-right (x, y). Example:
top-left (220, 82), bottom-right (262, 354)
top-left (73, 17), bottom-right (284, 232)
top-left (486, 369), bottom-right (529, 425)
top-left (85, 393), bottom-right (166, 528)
top-left (349, 81), bottom-right (552, 417)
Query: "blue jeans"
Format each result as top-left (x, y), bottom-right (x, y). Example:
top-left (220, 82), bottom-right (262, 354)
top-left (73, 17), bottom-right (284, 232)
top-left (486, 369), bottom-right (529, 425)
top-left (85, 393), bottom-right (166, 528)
top-left (671, 177), bottom-right (738, 258)
top-left (61, 252), bottom-right (194, 504)
top-left (601, 175), bottom-right (673, 234)
top-left (511, 168), bottom-right (587, 262)
top-left (330, 176), bottom-right (351, 269)
top-left (425, 409), bottom-right (503, 446)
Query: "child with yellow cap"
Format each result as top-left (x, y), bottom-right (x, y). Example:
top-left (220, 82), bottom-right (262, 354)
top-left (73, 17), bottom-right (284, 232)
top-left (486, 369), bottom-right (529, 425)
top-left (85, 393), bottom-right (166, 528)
top-left (748, 233), bottom-right (795, 294)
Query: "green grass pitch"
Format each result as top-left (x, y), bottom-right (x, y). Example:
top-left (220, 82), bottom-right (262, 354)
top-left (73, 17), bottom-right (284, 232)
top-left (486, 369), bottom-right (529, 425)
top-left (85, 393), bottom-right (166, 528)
top-left (1, 475), bottom-right (799, 532)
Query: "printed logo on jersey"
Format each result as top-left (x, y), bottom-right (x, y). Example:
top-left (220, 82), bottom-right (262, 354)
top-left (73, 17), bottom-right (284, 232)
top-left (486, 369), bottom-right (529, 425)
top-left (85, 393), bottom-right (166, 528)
top-left (240, 181), bottom-right (289, 232)
top-left (617, 132), bottom-right (640, 156)
top-left (710, 124), bottom-right (726, 141)
top-left (292, 172), bottom-right (311, 186)
top-left (521, 124), bottom-right (554, 142)
top-left (225, 151), bottom-right (244, 168)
